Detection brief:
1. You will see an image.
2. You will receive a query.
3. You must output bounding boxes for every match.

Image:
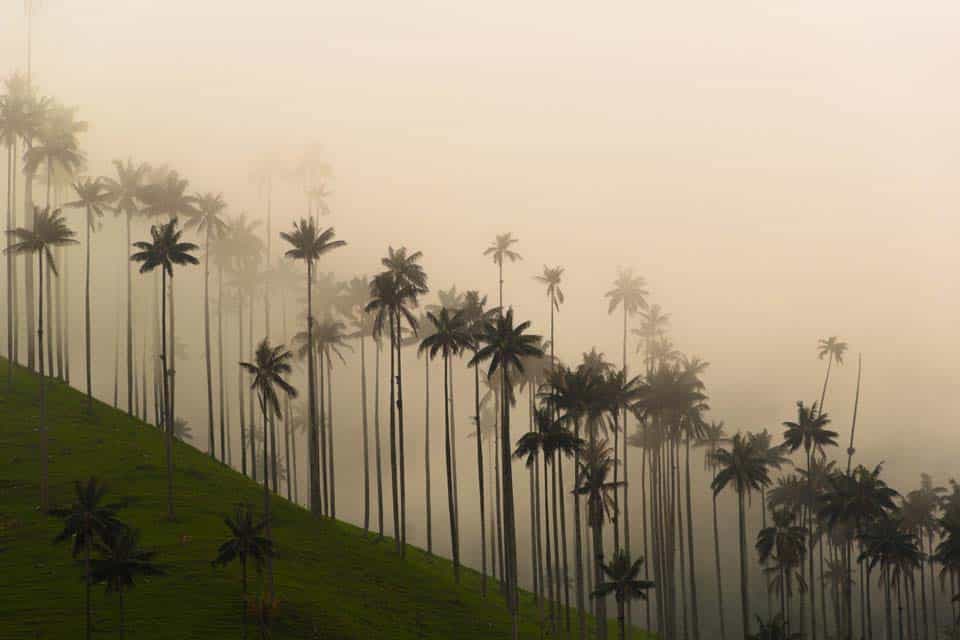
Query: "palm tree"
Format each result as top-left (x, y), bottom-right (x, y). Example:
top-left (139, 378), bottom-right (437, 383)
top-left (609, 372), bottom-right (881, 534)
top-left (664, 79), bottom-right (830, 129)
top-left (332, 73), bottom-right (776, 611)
top-left (606, 268), bottom-right (649, 377)
top-left (816, 337), bottom-right (848, 415)
top-left (341, 275), bottom-right (374, 531)
top-left (712, 432), bottom-right (779, 638)
top-left (102, 158), bottom-right (149, 415)
top-left (593, 550), bottom-right (655, 640)
top-left (90, 526), bottom-right (163, 640)
top-left (420, 307), bottom-right (471, 580)
top-left (381, 246), bottom-right (428, 550)
top-left (280, 218), bottom-right (346, 515)
top-left (632, 304), bottom-right (670, 374)
top-left (860, 515), bottom-right (922, 640)
top-left (64, 177), bottom-right (112, 413)
top-left (470, 308), bottom-right (543, 637)
top-left (575, 437), bottom-right (624, 639)
top-left (212, 503), bottom-right (275, 640)
top-left (696, 420), bottom-right (731, 640)
top-left (483, 233), bottom-right (521, 309)
top-left (240, 338), bottom-right (297, 599)
top-left (5, 206), bottom-right (76, 510)
top-left (315, 316), bottom-right (351, 517)
top-left (130, 218), bottom-right (198, 520)
top-left (783, 400), bottom-right (838, 640)
top-left (757, 509), bottom-right (808, 626)
top-left (185, 193), bottom-right (228, 458)
top-left (51, 477), bottom-right (122, 640)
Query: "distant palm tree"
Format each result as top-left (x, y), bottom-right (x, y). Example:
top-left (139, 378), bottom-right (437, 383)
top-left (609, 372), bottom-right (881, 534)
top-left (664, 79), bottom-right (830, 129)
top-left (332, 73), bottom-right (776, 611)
top-left (757, 509), bottom-right (808, 625)
top-left (65, 177), bottom-right (112, 413)
top-left (6, 205), bottom-right (77, 510)
top-left (102, 158), bottom-right (149, 415)
top-left (696, 420), bottom-right (731, 640)
top-left (606, 268), bottom-right (648, 376)
top-left (212, 503), bottom-right (275, 640)
top-left (632, 304), bottom-right (670, 374)
top-left (280, 218), bottom-right (346, 515)
top-left (240, 338), bottom-right (297, 599)
top-left (783, 400), bottom-right (837, 640)
top-left (51, 477), bottom-right (122, 640)
top-left (131, 218), bottom-right (198, 520)
top-left (186, 193), bottom-right (228, 459)
top-left (420, 307), bottom-right (471, 580)
top-left (712, 432), bottom-right (779, 638)
top-left (90, 526), bottom-right (163, 640)
top-left (860, 515), bottom-right (921, 640)
top-left (816, 337), bottom-right (848, 415)
top-left (592, 550), bottom-right (655, 640)
top-left (484, 233), bottom-right (521, 310)
top-left (471, 308), bottom-right (543, 638)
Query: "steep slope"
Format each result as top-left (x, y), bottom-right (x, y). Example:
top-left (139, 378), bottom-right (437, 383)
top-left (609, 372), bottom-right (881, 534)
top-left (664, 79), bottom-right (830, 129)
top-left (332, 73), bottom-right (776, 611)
top-left (0, 360), bottom-right (651, 639)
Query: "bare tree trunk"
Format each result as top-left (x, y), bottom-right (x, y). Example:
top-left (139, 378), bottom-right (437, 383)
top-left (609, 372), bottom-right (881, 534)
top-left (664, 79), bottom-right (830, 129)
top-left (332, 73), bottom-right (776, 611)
top-left (37, 251), bottom-right (48, 510)
top-left (361, 334), bottom-right (370, 532)
top-left (161, 269), bottom-right (174, 520)
top-left (424, 355), bottom-right (432, 553)
top-left (388, 318), bottom-right (401, 551)
top-left (203, 229), bottom-right (215, 456)
top-left (238, 291), bottom-right (248, 476)
top-left (573, 420), bottom-right (587, 640)
top-left (306, 261), bottom-right (320, 514)
top-left (396, 311), bottom-right (408, 554)
top-left (374, 339), bottom-right (384, 536)
top-left (126, 211), bottom-right (134, 415)
top-left (84, 209), bottom-right (93, 413)
top-left (443, 352), bottom-right (460, 580)
top-left (473, 359), bottom-right (487, 596)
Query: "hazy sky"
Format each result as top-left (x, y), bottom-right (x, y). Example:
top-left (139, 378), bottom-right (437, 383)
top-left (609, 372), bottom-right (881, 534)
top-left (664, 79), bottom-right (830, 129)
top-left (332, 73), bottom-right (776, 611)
top-left (2, 0), bottom-right (960, 571)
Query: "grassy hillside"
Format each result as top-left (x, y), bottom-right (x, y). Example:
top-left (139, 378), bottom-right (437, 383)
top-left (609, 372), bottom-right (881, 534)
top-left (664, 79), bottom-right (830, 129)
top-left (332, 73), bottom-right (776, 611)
top-left (0, 360), bottom-right (652, 639)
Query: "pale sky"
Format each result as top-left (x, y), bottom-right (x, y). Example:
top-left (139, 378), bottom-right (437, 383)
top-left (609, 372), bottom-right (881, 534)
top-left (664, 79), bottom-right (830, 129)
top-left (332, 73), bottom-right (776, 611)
top-left (2, 0), bottom-right (959, 574)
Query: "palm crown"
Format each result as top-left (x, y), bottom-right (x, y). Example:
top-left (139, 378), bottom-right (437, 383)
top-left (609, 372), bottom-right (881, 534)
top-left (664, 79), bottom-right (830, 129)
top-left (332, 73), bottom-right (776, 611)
top-left (130, 218), bottom-right (199, 277)
top-left (483, 232), bottom-right (521, 266)
top-left (185, 192), bottom-right (229, 239)
top-left (65, 177), bottom-right (113, 230)
top-left (6, 206), bottom-right (78, 274)
top-left (605, 268), bottom-right (648, 316)
top-left (817, 336), bottom-right (848, 364)
top-left (280, 218), bottom-right (345, 266)
top-left (782, 401), bottom-right (837, 456)
top-left (102, 158), bottom-right (149, 216)
top-left (469, 308), bottom-right (544, 403)
top-left (535, 265), bottom-right (565, 310)
top-left (240, 339), bottom-right (298, 420)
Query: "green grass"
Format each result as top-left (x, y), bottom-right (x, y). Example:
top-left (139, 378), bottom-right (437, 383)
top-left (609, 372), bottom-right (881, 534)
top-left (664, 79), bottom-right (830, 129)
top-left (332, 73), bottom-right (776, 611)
top-left (0, 359), bottom-right (653, 639)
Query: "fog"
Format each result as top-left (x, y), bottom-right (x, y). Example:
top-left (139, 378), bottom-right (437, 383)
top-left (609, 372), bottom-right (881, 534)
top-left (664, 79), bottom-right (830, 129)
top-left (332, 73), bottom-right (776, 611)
top-left (3, 0), bottom-right (959, 634)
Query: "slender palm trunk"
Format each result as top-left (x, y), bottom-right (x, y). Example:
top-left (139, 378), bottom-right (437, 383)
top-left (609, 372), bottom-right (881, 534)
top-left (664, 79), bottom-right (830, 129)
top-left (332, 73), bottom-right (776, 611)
top-left (326, 357), bottom-right (335, 516)
top-left (85, 541), bottom-right (92, 640)
top-left (374, 339), bottom-right (384, 536)
top-left (443, 352), bottom-right (460, 580)
top-left (238, 290), bottom-right (248, 476)
top-left (84, 210), bottom-right (92, 413)
top-left (473, 359), bottom-right (487, 596)
top-left (360, 334), bottom-right (370, 532)
top-left (711, 466), bottom-right (727, 640)
top-left (929, 531), bottom-right (939, 637)
top-left (259, 395), bottom-right (275, 600)
top-left (500, 367), bottom-right (520, 639)
top-left (685, 433), bottom-right (700, 640)
top-left (592, 518), bottom-right (606, 640)
top-left (617, 599), bottom-right (626, 640)
top-left (248, 291), bottom-right (256, 483)
top-left (318, 343), bottom-right (328, 514)
top-left (573, 420), bottom-right (587, 640)
top-left (37, 250), bottom-right (48, 510)
top-left (396, 311), bottom-right (408, 554)
top-left (388, 319), bottom-right (401, 551)
top-left (818, 354), bottom-right (833, 415)
top-left (161, 269), bottom-right (174, 520)
top-left (218, 263), bottom-right (226, 463)
top-left (642, 441), bottom-right (652, 631)
top-left (126, 211), bottom-right (133, 415)
top-left (424, 355), bottom-right (433, 553)
top-left (203, 229), bottom-right (215, 457)
top-left (5, 144), bottom-right (13, 389)
top-left (808, 449), bottom-right (818, 640)
top-left (738, 490), bottom-right (750, 638)
top-left (241, 556), bottom-right (248, 640)
top-left (306, 261), bottom-right (320, 514)
top-left (542, 445), bottom-right (555, 631)
top-left (558, 441), bottom-right (571, 631)
top-left (24, 163), bottom-right (36, 370)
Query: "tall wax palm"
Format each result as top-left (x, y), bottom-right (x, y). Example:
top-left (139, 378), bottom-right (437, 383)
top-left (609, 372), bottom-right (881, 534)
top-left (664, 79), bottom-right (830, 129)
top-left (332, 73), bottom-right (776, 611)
top-left (593, 550), bottom-right (655, 640)
top-left (280, 218), bottom-right (346, 515)
top-left (315, 316), bottom-right (351, 516)
top-left (462, 289), bottom-right (496, 594)
top-left (90, 527), bottom-right (163, 640)
top-left (696, 420), bottom-right (731, 640)
top-left (470, 308), bottom-right (543, 637)
top-left (139, 170), bottom-right (197, 426)
top-left (376, 247), bottom-right (428, 552)
top-left (420, 307), bottom-right (471, 580)
top-left (712, 431), bottom-right (779, 639)
top-left (483, 232), bottom-right (521, 310)
top-left (366, 270), bottom-right (420, 553)
top-left (130, 218), bottom-right (199, 520)
top-left (816, 337), bottom-right (848, 415)
top-left (64, 177), bottom-right (112, 414)
top-left (5, 206), bottom-right (76, 510)
top-left (340, 275), bottom-right (374, 531)
top-left (240, 338), bottom-right (297, 598)
top-left (212, 503), bottom-right (275, 640)
top-left (757, 509), bottom-right (808, 626)
top-left (103, 158), bottom-right (149, 415)
top-left (632, 304), bottom-right (670, 374)
top-left (575, 437), bottom-right (624, 639)
top-left (51, 477), bottom-right (121, 640)
top-left (783, 400), bottom-right (838, 640)
top-left (606, 268), bottom-right (649, 378)
top-left (185, 193), bottom-right (228, 459)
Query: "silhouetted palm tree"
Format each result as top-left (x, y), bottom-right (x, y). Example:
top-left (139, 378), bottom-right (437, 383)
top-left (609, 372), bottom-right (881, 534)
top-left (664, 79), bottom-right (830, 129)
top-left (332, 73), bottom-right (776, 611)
top-left (280, 218), bottom-right (346, 515)
top-left (696, 420), bottom-right (731, 640)
top-left (816, 337), bottom-right (848, 415)
top-left (420, 307), bottom-right (471, 579)
top-left (471, 308), bottom-right (543, 638)
top-left (632, 304), bottom-right (670, 374)
top-left (712, 432), bottom-right (779, 638)
top-left (212, 503), bottom-right (275, 640)
top-left (783, 400), bottom-right (837, 640)
top-left (51, 477), bottom-right (121, 640)
top-left (757, 509), bottom-right (808, 626)
top-left (6, 205), bottom-right (76, 510)
top-left (592, 550), bottom-right (655, 640)
top-left (102, 158), bottom-right (149, 415)
top-left (240, 338), bottom-right (297, 599)
top-left (131, 218), bottom-right (198, 520)
top-left (860, 515), bottom-right (921, 640)
top-left (90, 526), bottom-right (163, 640)
top-left (65, 177), bottom-right (112, 413)
top-left (484, 233), bottom-right (521, 310)
top-left (185, 192), bottom-right (228, 458)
